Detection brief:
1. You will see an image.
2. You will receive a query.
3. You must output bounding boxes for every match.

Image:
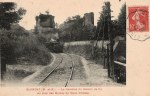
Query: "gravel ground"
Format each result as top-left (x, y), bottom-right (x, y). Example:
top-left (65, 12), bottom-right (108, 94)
top-left (2, 53), bottom-right (125, 87)
top-left (39, 53), bottom-right (73, 87)
top-left (68, 55), bottom-right (125, 87)
top-left (67, 55), bottom-right (88, 87)
top-left (82, 58), bottom-right (125, 87)
top-left (2, 65), bottom-right (43, 87)
top-left (22, 53), bottom-right (62, 86)
top-left (2, 52), bottom-right (54, 87)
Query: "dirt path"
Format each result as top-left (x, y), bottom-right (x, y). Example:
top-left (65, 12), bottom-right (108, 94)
top-left (3, 53), bottom-right (125, 87)
top-left (68, 54), bottom-right (125, 87)
top-left (82, 58), bottom-right (125, 87)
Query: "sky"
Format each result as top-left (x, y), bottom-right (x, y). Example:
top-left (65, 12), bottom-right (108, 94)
top-left (16, 0), bottom-right (126, 30)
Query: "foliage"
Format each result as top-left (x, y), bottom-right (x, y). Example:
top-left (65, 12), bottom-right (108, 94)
top-left (64, 44), bottom-right (93, 59)
top-left (1, 24), bottom-right (51, 65)
top-left (96, 2), bottom-right (110, 40)
top-left (0, 2), bottom-right (26, 30)
top-left (117, 3), bottom-right (126, 37)
top-left (34, 26), bottom-right (39, 35)
top-left (59, 15), bottom-right (95, 42)
top-left (96, 2), bottom-right (126, 40)
top-left (108, 3), bottom-right (126, 38)
top-left (34, 27), bottom-right (61, 43)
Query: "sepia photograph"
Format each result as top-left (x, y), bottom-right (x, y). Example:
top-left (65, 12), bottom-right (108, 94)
top-left (1, 0), bottom-right (150, 95)
top-left (0, 0), bottom-right (127, 87)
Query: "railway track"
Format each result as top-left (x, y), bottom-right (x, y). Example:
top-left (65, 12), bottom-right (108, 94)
top-left (37, 53), bottom-right (74, 87)
top-left (65, 54), bottom-right (74, 87)
top-left (37, 54), bottom-right (63, 85)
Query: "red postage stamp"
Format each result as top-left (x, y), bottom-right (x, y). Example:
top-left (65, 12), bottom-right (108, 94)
top-left (128, 6), bottom-right (149, 32)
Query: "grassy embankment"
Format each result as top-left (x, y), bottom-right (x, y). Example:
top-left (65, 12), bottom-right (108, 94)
top-left (1, 24), bottom-right (52, 83)
top-left (63, 41), bottom-right (108, 65)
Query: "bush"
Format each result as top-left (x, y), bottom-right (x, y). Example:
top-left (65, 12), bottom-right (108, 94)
top-left (63, 41), bottom-right (107, 65)
top-left (64, 44), bottom-right (93, 59)
top-left (1, 24), bottom-right (51, 66)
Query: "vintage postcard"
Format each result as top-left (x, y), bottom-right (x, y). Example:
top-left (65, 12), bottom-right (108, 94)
top-left (0, 0), bottom-right (150, 96)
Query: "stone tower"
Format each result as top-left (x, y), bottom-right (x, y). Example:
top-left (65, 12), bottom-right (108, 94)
top-left (83, 12), bottom-right (94, 29)
top-left (35, 13), bottom-right (55, 33)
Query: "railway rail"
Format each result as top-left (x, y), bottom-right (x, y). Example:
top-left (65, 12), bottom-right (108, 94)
top-left (64, 54), bottom-right (74, 87)
top-left (37, 53), bottom-right (74, 87)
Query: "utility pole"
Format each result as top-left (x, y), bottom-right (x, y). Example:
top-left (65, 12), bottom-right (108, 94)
top-left (106, 2), bottom-right (114, 77)
top-left (95, 22), bottom-right (102, 48)
top-left (102, 13), bottom-right (105, 68)
top-left (101, 13), bottom-right (105, 69)
top-left (102, 14), bottom-right (105, 53)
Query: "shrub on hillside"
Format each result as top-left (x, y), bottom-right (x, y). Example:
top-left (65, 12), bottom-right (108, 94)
top-left (1, 24), bottom-right (51, 65)
top-left (36, 33), bottom-right (47, 44)
top-left (63, 42), bottom-right (107, 65)
top-left (64, 44), bottom-right (93, 59)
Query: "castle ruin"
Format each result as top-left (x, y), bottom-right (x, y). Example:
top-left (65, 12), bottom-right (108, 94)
top-left (83, 12), bottom-right (94, 29)
top-left (35, 13), bottom-right (55, 33)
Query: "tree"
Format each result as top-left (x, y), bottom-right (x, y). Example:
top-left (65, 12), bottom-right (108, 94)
top-left (0, 2), bottom-right (26, 80)
top-left (34, 25), bottom-right (39, 35)
top-left (59, 15), bottom-right (82, 41)
top-left (117, 3), bottom-right (126, 37)
top-left (59, 15), bottom-right (95, 42)
top-left (0, 2), bottom-right (26, 30)
top-left (96, 2), bottom-right (110, 40)
top-left (96, 2), bottom-right (126, 39)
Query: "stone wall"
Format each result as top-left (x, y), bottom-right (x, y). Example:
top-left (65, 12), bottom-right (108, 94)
top-left (35, 14), bottom-right (55, 33)
top-left (83, 12), bottom-right (94, 29)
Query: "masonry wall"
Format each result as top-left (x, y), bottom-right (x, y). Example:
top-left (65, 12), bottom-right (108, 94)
top-left (35, 14), bottom-right (55, 33)
top-left (83, 12), bottom-right (94, 29)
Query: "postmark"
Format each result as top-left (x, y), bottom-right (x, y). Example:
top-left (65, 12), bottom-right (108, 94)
top-left (127, 6), bottom-right (150, 41)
